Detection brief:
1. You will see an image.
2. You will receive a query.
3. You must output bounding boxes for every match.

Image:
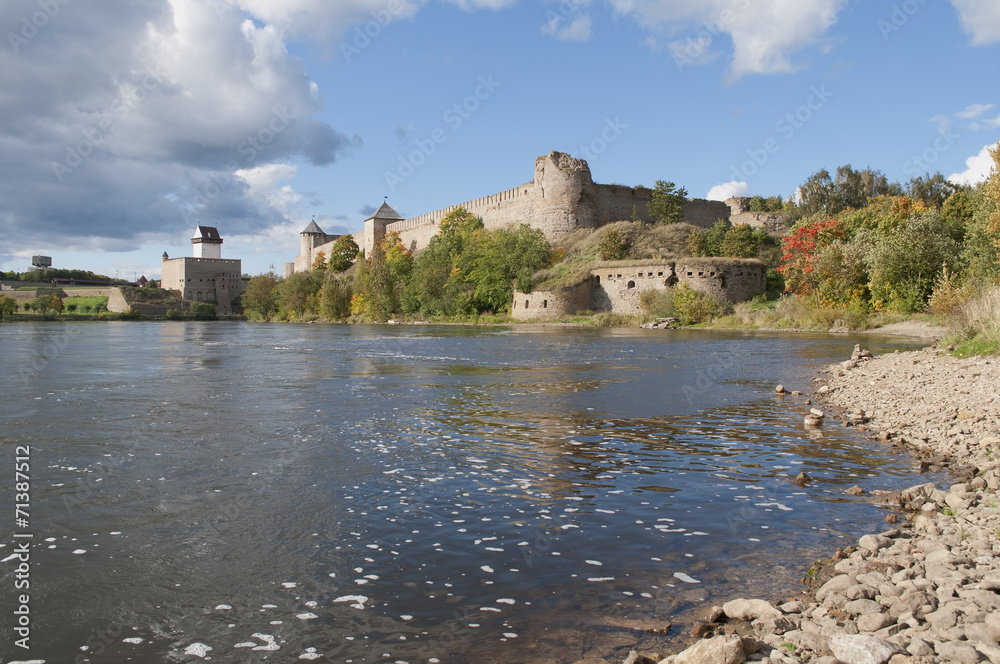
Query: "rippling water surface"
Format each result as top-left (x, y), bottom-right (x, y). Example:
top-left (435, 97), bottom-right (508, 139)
top-left (0, 322), bottom-right (945, 663)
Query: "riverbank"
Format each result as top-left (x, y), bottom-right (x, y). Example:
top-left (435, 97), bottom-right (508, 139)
top-left (638, 344), bottom-right (1000, 664)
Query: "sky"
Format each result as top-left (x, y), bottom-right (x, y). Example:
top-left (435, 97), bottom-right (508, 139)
top-left (1, 0), bottom-right (999, 280)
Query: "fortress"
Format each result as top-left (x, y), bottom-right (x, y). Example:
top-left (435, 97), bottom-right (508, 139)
top-left (287, 152), bottom-right (777, 316)
top-left (287, 151), bottom-right (736, 275)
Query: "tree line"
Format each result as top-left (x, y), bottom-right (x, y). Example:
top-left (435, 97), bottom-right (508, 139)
top-left (241, 208), bottom-right (552, 321)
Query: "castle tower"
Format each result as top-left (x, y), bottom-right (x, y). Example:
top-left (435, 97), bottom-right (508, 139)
top-left (362, 201), bottom-right (403, 253)
top-left (300, 219), bottom-right (326, 263)
top-left (192, 226), bottom-right (223, 259)
top-left (533, 151), bottom-right (598, 237)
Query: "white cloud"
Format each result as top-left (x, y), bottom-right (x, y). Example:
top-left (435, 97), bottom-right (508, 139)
top-left (948, 144), bottom-right (997, 186)
top-left (542, 15), bottom-right (594, 42)
top-left (0, 0), bottom-right (360, 253)
top-left (607, 0), bottom-right (848, 79)
top-left (956, 103), bottom-right (995, 119)
top-left (444, 0), bottom-right (518, 10)
top-left (233, 0), bottom-right (421, 40)
top-left (950, 0), bottom-right (1000, 45)
top-left (706, 181), bottom-right (748, 201)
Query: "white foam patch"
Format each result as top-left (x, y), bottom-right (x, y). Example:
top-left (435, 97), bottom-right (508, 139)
top-left (184, 643), bottom-right (213, 658)
top-left (585, 560), bottom-right (602, 566)
top-left (587, 577), bottom-right (615, 582)
top-left (673, 572), bottom-right (701, 584)
top-left (496, 598), bottom-right (515, 604)
top-left (215, 604), bottom-right (232, 610)
top-left (333, 595), bottom-right (369, 604)
top-left (123, 637), bottom-right (144, 644)
top-left (251, 633), bottom-right (280, 651)
top-left (481, 566), bottom-right (494, 573)
top-left (72, 549), bottom-right (86, 555)
top-left (281, 582), bottom-right (297, 588)
top-left (296, 613), bottom-right (319, 620)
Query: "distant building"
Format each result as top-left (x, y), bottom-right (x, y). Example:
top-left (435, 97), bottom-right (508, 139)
top-left (160, 226), bottom-right (246, 314)
top-left (32, 255), bottom-right (52, 268)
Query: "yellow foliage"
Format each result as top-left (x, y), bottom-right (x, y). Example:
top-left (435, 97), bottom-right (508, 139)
top-left (350, 292), bottom-right (367, 316)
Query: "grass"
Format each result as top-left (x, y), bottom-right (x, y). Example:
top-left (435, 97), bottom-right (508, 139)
top-left (948, 286), bottom-right (1000, 356)
top-left (62, 296), bottom-right (108, 313)
top-left (532, 221), bottom-right (702, 291)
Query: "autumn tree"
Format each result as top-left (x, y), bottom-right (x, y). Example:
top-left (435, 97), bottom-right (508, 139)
top-left (312, 251), bottom-right (327, 271)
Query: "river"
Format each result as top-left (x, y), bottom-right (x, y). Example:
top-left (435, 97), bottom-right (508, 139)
top-left (0, 322), bottom-right (944, 663)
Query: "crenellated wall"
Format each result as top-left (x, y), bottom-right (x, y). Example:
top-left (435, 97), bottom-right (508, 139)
top-left (292, 152), bottom-right (737, 270)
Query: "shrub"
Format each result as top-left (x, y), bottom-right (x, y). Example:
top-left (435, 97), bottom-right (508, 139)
top-left (639, 288), bottom-right (675, 318)
top-left (119, 307), bottom-right (142, 320)
top-left (165, 308), bottom-right (183, 320)
top-left (598, 228), bottom-right (630, 260)
top-left (672, 284), bottom-right (728, 325)
top-left (186, 302), bottom-right (217, 320)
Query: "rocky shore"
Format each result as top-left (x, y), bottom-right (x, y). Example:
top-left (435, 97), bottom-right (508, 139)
top-left (616, 344), bottom-right (1000, 664)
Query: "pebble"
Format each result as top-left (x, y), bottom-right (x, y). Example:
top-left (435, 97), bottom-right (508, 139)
top-left (646, 345), bottom-right (1000, 664)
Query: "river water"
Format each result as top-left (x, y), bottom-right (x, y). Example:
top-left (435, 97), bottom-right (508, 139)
top-left (0, 322), bottom-right (944, 663)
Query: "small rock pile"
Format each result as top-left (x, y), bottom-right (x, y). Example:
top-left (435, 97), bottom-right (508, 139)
top-left (615, 345), bottom-right (1000, 664)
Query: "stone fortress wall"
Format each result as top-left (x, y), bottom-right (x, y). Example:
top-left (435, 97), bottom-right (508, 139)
top-left (512, 258), bottom-right (767, 320)
top-left (291, 152), bottom-right (735, 273)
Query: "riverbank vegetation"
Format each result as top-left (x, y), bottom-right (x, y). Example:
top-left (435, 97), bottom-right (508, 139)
top-left (242, 207), bottom-right (551, 322)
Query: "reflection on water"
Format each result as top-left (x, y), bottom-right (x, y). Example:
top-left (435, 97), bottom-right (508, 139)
top-left (0, 323), bottom-right (943, 663)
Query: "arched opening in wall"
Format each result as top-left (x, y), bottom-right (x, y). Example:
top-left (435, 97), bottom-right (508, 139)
top-left (543, 300), bottom-right (548, 309)
top-left (196, 291), bottom-right (203, 301)
top-left (627, 280), bottom-right (636, 289)
top-left (525, 300), bottom-right (530, 308)
top-left (595, 275), bottom-right (601, 285)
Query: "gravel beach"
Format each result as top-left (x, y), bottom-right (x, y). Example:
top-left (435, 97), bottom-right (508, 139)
top-left (621, 344), bottom-right (1000, 664)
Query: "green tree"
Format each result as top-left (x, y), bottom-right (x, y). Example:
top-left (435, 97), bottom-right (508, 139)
top-left (276, 271), bottom-right (322, 319)
top-left (329, 235), bottom-right (361, 272)
top-left (405, 208), bottom-right (484, 315)
top-left (363, 242), bottom-right (397, 321)
top-left (797, 165), bottom-right (900, 215)
top-left (906, 172), bottom-right (959, 209)
top-left (0, 295), bottom-right (16, 321)
top-left (748, 195), bottom-right (785, 212)
top-left (186, 302), bottom-right (216, 320)
top-left (719, 224), bottom-right (758, 258)
top-left (462, 224), bottom-right (551, 313)
top-left (241, 273), bottom-right (279, 320)
top-left (320, 274), bottom-right (352, 319)
top-left (866, 212), bottom-right (963, 312)
top-left (648, 180), bottom-right (688, 224)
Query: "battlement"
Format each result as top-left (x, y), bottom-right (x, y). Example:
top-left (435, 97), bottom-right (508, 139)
top-left (290, 152), bottom-right (734, 273)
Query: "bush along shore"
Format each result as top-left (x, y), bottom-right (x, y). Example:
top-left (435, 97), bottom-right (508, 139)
top-left (615, 344), bottom-right (1000, 664)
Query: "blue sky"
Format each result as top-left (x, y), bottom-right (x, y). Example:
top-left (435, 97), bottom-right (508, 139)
top-left (1, 0), bottom-right (998, 279)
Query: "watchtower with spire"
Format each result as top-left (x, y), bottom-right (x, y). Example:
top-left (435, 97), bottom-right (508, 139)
top-left (363, 200), bottom-right (403, 253)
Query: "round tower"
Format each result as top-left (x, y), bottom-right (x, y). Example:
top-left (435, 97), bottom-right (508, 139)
top-left (533, 151), bottom-right (598, 238)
